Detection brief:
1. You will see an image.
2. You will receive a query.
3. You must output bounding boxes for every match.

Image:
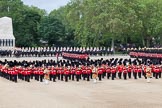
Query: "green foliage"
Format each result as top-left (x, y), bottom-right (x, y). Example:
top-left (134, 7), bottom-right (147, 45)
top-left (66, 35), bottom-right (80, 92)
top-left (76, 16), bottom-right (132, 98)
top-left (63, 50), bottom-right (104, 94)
top-left (39, 16), bottom-right (64, 46)
top-left (57, 0), bottom-right (162, 47)
top-left (0, 0), bottom-right (162, 47)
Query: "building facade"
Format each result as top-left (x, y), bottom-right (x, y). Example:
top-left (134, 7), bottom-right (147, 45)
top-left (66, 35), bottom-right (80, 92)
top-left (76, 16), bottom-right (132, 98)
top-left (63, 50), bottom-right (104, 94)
top-left (0, 17), bottom-right (15, 49)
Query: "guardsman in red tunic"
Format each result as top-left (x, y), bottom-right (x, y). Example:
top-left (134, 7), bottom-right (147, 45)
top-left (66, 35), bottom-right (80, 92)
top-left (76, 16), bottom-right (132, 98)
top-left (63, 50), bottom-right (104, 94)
top-left (35, 67), bottom-right (40, 81)
top-left (1, 66), bottom-right (4, 78)
top-left (127, 65), bottom-right (132, 79)
top-left (64, 66), bottom-right (70, 82)
top-left (50, 66), bottom-right (57, 82)
top-left (154, 66), bottom-right (160, 79)
top-left (12, 67), bottom-right (18, 82)
top-left (106, 65), bottom-right (111, 79)
top-left (24, 67), bottom-right (31, 82)
top-left (117, 64), bottom-right (123, 79)
top-left (90, 65), bottom-right (93, 79)
top-left (21, 67), bottom-right (25, 81)
top-left (1, 64), bottom-right (8, 79)
top-left (98, 65), bottom-right (103, 81)
top-left (8, 68), bottom-right (12, 81)
top-left (60, 66), bottom-right (64, 81)
top-left (23, 68), bottom-right (27, 81)
top-left (27, 67), bottom-right (31, 82)
top-left (39, 67), bottom-right (44, 82)
top-left (6, 67), bottom-right (10, 80)
top-left (133, 65), bottom-right (138, 79)
top-left (8, 68), bottom-right (11, 81)
top-left (57, 65), bottom-right (61, 80)
top-left (13, 70), bottom-right (18, 82)
top-left (7, 68), bottom-right (12, 81)
top-left (0, 65), bottom-right (2, 77)
top-left (101, 64), bottom-right (106, 78)
top-left (30, 65), bottom-right (34, 79)
top-left (151, 64), bottom-right (155, 77)
top-left (111, 66), bottom-right (116, 80)
top-left (159, 65), bottom-right (161, 78)
top-left (76, 66), bottom-right (81, 82)
top-left (137, 65), bottom-right (142, 78)
top-left (33, 67), bottom-right (38, 81)
top-left (82, 66), bottom-right (87, 80)
top-left (71, 66), bottom-right (76, 81)
top-left (143, 65), bottom-right (147, 79)
top-left (86, 66), bottom-right (92, 81)
top-left (123, 66), bottom-right (127, 80)
top-left (69, 66), bottom-right (72, 80)
top-left (17, 66), bottom-right (22, 80)
top-left (1, 66), bottom-right (5, 78)
top-left (79, 65), bottom-right (82, 79)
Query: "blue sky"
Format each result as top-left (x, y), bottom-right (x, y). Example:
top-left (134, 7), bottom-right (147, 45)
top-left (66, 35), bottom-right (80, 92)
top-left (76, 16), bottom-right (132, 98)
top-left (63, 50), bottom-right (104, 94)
top-left (22, 0), bottom-right (70, 13)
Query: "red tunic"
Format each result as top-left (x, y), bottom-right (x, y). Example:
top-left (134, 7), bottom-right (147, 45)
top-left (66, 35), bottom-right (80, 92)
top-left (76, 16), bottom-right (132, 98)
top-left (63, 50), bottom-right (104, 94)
top-left (123, 67), bottom-right (127, 74)
top-left (106, 67), bottom-right (111, 73)
top-left (76, 69), bottom-right (81, 75)
top-left (117, 65), bottom-right (123, 73)
top-left (82, 69), bottom-right (87, 74)
top-left (154, 68), bottom-right (160, 73)
top-left (98, 68), bottom-right (103, 74)
top-left (24, 69), bottom-right (31, 75)
top-left (133, 67), bottom-right (138, 73)
top-left (111, 67), bottom-right (116, 73)
top-left (64, 69), bottom-right (70, 75)
top-left (86, 68), bottom-right (92, 74)
top-left (127, 67), bottom-right (132, 73)
top-left (58, 67), bottom-right (63, 74)
top-left (38, 70), bottom-right (44, 75)
top-left (71, 68), bottom-right (76, 74)
top-left (51, 69), bottom-right (57, 75)
top-left (137, 68), bottom-right (142, 73)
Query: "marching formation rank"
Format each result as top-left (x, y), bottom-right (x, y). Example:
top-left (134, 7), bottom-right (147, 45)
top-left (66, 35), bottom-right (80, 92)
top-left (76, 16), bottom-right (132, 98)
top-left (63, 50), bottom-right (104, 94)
top-left (0, 57), bottom-right (161, 83)
top-left (0, 46), bottom-right (112, 57)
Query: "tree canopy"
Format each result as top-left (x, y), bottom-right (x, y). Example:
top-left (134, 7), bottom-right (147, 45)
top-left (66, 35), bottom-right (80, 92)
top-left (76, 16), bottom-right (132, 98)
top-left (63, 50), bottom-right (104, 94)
top-left (1, 0), bottom-right (162, 47)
